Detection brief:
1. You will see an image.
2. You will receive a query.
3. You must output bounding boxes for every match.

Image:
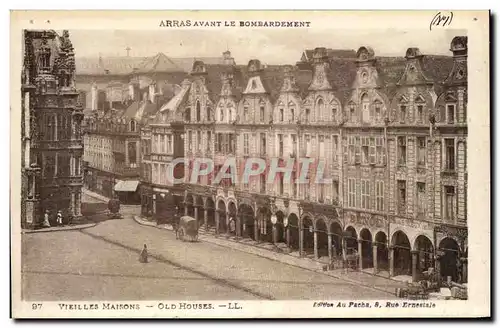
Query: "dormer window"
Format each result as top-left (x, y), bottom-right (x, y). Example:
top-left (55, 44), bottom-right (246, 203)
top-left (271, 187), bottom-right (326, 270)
top-left (207, 107), bottom-right (211, 121)
top-left (349, 103), bottom-right (356, 122)
top-left (259, 101), bottom-right (265, 123)
top-left (279, 108), bottom-right (284, 122)
top-left (400, 105), bottom-right (407, 123)
top-left (219, 107), bottom-right (224, 122)
top-left (332, 105), bottom-right (337, 122)
top-left (374, 101), bottom-right (382, 122)
top-left (446, 104), bottom-right (456, 124)
top-left (317, 98), bottom-right (324, 122)
top-left (185, 108), bottom-right (191, 122)
top-left (196, 101), bottom-right (201, 122)
top-left (243, 104), bottom-right (249, 121)
top-left (130, 120), bottom-right (136, 132)
top-left (361, 94), bottom-right (370, 123)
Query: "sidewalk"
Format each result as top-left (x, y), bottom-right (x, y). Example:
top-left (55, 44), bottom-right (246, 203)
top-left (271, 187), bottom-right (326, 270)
top-left (133, 215), bottom-right (406, 295)
top-left (22, 222), bottom-right (97, 234)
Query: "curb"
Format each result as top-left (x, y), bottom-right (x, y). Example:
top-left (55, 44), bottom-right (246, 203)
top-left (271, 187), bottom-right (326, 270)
top-left (22, 222), bottom-right (97, 234)
top-left (132, 216), bottom-right (397, 296)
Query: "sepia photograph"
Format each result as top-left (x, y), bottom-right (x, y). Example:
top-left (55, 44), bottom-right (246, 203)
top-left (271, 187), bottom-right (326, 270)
top-left (10, 10), bottom-right (490, 319)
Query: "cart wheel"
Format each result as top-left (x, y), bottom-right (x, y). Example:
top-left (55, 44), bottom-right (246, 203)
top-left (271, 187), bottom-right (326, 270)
top-left (178, 228), bottom-right (185, 241)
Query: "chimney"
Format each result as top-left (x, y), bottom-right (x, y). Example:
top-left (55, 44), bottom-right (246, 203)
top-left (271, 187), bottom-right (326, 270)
top-left (220, 70), bottom-right (235, 96)
top-left (222, 50), bottom-right (235, 66)
top-left (356, 46), bottom-right (376, 67)
top-left (445, 36), bottom-right (467, 86)
top-left (247, 59), bottom-right (263, 77)
top-left (281, 65), bottom-right (299, 93)
top-left (308, 47), bottom-right (332, 91)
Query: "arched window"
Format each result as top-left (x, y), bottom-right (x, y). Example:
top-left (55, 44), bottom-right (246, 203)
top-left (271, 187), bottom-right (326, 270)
top-left (317, 98), bottom-right (324, 122)
top-left (289, 102), bottom-right (296, 122)
top-left (332, 104), bottom-right (338, 122)
top-left (243, 103), bottom-right (249, 121)
top-left (206, 106), bottom-right (211, 121)
top-left (279, 107), bottom-right (284, 122)
top-left (196, 101), bottom-right (201, 122)
top-left (305, 108), bottom-right (311, 123)
top-left (130, 120), bottom-right (136, 132)
top-left (219, 107), bottom-right (224, 122)
top-left (227, 104), bottom-right (233, 122)
top-left (349, 102), bottom-right (356, 122)
top-left (361, 93), bottom-right (370, 123)
top-left (259, 101), bottom-right (266, 123)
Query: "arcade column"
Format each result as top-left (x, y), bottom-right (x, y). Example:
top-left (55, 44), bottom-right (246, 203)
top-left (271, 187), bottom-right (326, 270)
top-left (358, 239), bottom-right (363, 270)
top-left (411, 250), bottom-right (419, 282)
top-left (373, 245), bottom-right (379, 274)
top-left (327, 233), bottom-right (333, 263)
top-left (389, 246), bottom-right (395, 277)
top-left (203, 208), bottom-right (208, 229)
top-left (313, 230), bottom-right (319, 259)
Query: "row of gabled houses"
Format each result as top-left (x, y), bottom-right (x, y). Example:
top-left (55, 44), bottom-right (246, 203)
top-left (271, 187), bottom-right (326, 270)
top-left (82, 37), bottom-right (468, 285)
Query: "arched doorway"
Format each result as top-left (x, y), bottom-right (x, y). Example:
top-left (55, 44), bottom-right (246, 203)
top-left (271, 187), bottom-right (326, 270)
top-left (239, 204), bottom-right (255, 240)
top-left (439, 238), bottom-right (460, 282)
top-left (275, 211), bottom-right (286, 244)
top-left (227, 201), bottom-right (237, 236)
top-left (344, 226), bottom-right (358, 255)
top-left (205, 198), bottom-right (215, 229)
top-left (195, 196), bottom-right (204, 225)
top-left (217, 200), bottom-right (227, 234)
top-left (258, 207), bottom-right (272, 243)
top-left (392, 230), bottom-right (411, 276)
top-left (330, 221), bottom-right (343, 259)
top-left (316, 218), bottom-right (329, 259)
top-left (374, 231), bottom-right (389, 272)
top-left (414, 235), bottom-right (434, 279)
top-left (288, 213), bottom-right (300, 251)
top-left (360, 228), bottom-right (373, 269)
top-left (302, 216), bottom-right (314, 256)
top-left (185, 194), bottom-right (194, 217)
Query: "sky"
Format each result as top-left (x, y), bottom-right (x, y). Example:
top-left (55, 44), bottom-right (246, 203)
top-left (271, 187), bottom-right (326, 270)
top-left (68, 29), bottom-right (466, 65)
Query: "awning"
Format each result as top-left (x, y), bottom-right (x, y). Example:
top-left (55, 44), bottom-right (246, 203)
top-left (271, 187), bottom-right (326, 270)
top-left (114, 180), bottom-right (140, 192)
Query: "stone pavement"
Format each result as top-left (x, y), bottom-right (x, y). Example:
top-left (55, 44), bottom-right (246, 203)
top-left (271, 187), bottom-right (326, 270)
top-left (133, 215), bottom-right (406, 295)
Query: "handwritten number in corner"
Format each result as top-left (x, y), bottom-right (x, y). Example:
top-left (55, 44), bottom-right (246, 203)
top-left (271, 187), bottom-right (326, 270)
top-left (430, 11), bottom-right (454, 31)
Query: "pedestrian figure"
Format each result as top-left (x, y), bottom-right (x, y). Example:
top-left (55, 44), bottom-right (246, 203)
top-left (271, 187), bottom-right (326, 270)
top-left (42, 210), bottom-right (51, 228)
top-left (57, 210), bottom-right (63, 226)
top-left (139, 244), bottom-right (148, 263)
top-left (229, 217), bottom-right (236, 235)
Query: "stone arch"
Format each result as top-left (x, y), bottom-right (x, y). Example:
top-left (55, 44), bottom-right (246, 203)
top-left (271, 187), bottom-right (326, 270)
top-left (344, 226), bottom-right (358, 254)
top-left (216, 198), bottom-right (227, 234)
top-left (330, 220), bottom-right (343, 258)
top-left (257, 206), bottom-right (273, 243)
top-left (316, 97), bottom-right (325, 122)
top-left (359, 228), bottom-right (373, 269)
top-left (205, 197), bottom-right (216, 228)
top-left (315, 216), bottom-right (329, 258)
top-left (439, 237), bottom-right (461, 282)
top-left (238, 202), bottom-right (255, 240)
top-left (374, 231), bottom-right (389, 272)
top-left (275, 210), bottom-right (286, 244)
top-left (391, 230), bottom-right (412, 277)
top-left (287, 212), bottom-right (300, 251)
top-left (302, 214), bottom-right (314, 255)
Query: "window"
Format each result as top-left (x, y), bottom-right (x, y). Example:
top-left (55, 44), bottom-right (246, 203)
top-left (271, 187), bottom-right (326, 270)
top-left (374, 101), bottom-right (382, 122)
top-left (161, 135), bottom-right (166, 154)
top-left (319, 135), bottom-right (325, 158)
top-left (348, 178), bottom-right (356, 207)
top-left (332, 105), bottom-right (337, 121)
top-left (188, 131), bottom-right (193, 151)
top-left (291, 134), bottom-right (297, 157)
top-left (375, 181), bottom-right (384, 211)
top-left (361, 94), bottom-right (370, 123)
top-left (243, 133), bottom-right (249, 155)
top-left (243, 105), bottom-right (249, 121)
top-left (128, 142), bottom-right (137, 166)
top-left (332, 135), bottom-right (339, 163)
top-left (417, 137), bottom-right (426, 167)
top-left (206, 132), bottom-right (211, 152)
top-left (196, 101), bottom-right (201, 122)
top-left (445, 139), bottom-right (455, 171)
top-left (305, 134), bottom-right (311, 157)
top-left (369, 137), bottom-right (376, 164)
top-left (228, 133), bottom-right (235, 154)
top-left (279, 174), bottom-right (284, 195)
top-left (397, 180), bottom-right (406, 214)
top-left (279, 108), bottom-right (284, 122)
top-left (260, 134), bottom-right (267, 156)
top-left (167, 134), bottom-right (173, 153)
top-left (260, 104), bottom-right (265, 122)
top-left (400, 105), bottom-right (407, 123)
top-left (355, 137), bottom-right (361, 164)
top-left (332, 181), bottom-right (339, 203)
top-left (361, 179), bottom-right (370, 209)
top-left (349, 103), bottom-right (356, 123)
top-left (398, 137), bottom-right (406, 166)
top-left (185, 108), bottom-right (191, 122)
top-left (206, 107), bottom-right (211, 121)
top-left (417, 182), bottom-right (426, 216)
top-left (348, 137), bottom-right (355, 164)
top-left (219, 107), bottom-right (224, 122)
top-left (417, 105), bottom-right (424, 123)
top-left (318, 183), bottom-right (324, 203)
top-left (305, 108), bottom-right (311, 123)
top-left (444, 186), bottom-right (456, 221)
top-left (361, 137), bottom-right (369, 164)
top-left (376, 137), bottom-right (384, 165)
top-left (260, 173), bottom-right (266, 193)
top-left (317, 99), bottom-right (324, 122)
top-left (130, 120), bottom-right (136, 132)
top-left (197, 131), bottom-right (201, 151)
top-left (57, 153), bottom-right (71, 177)
top-left (290, 106), bottom-right (295, 122)
top-left (447, 104), bottom-right (456, 124)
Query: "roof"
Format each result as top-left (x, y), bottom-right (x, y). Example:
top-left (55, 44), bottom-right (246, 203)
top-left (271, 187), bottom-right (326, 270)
top-left (159, 81), bottom-right (191, 114)
top-left (303, 48), bottom-right (357, 61)
top-left (114, 180), bottom-right (140, 192)
top-left (135, 53), bottom-right (183, 74)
